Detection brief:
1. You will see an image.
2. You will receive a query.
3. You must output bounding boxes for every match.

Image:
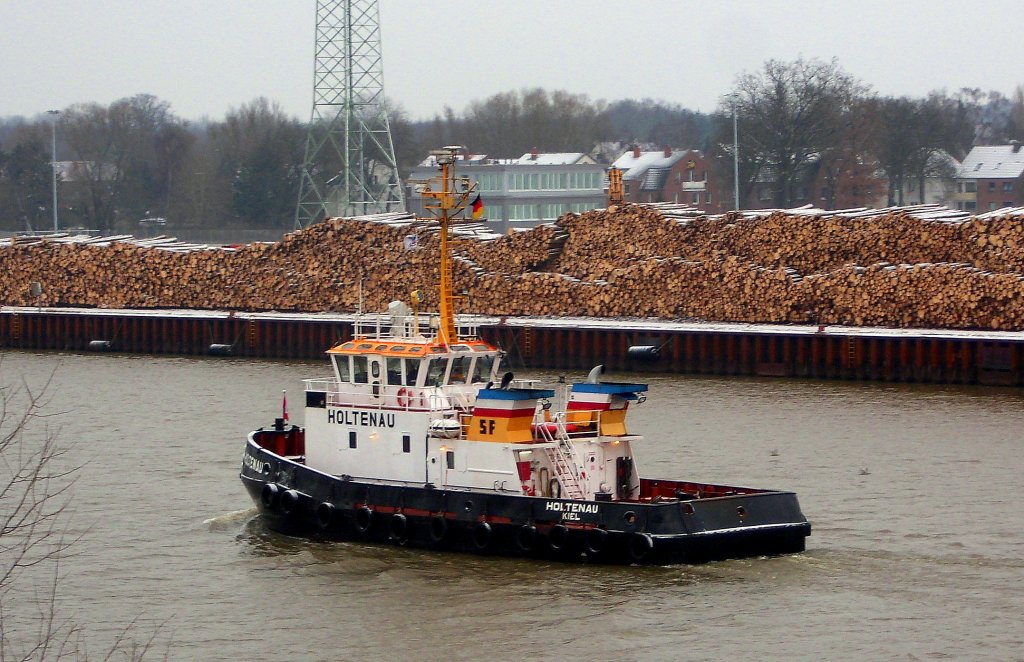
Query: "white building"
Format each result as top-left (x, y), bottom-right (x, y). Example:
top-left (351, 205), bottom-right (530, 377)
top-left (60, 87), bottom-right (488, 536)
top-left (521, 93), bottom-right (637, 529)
top-left (407, 150), bottom-right (606, 231)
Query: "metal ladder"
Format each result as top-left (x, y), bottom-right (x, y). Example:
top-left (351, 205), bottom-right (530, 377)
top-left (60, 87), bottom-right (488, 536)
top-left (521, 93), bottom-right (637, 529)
top-left (543, 439), bottom-right (585, 500)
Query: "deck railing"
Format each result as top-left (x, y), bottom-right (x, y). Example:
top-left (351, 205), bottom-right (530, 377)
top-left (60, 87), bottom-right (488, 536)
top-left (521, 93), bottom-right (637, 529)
top-left (352, 312), bottom-right (479, 340)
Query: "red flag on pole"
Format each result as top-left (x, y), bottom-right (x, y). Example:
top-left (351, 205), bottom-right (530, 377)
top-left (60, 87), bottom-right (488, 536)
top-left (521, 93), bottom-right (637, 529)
top-left (282, 390), bottom-right (289, 423)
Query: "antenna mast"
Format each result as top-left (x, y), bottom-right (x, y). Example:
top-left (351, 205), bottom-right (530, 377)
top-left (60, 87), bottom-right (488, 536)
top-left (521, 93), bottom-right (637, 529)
top-left (416, 146), bottom-right (473, 346)
top-left (295, 0), bottom-right (405, 228)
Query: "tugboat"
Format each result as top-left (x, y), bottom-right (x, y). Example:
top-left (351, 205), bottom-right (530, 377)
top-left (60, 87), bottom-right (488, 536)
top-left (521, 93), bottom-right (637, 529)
top-left (240, 147), bottom-right (811, 564)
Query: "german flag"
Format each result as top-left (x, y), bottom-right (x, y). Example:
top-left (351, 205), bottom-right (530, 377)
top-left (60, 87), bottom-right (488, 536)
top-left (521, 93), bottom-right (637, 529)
top-left (471, 194), bottom-right (484, 220)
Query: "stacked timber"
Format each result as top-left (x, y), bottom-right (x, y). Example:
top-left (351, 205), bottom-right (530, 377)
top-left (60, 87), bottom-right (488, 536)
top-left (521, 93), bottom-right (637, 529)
top-left (3, 205), bottom-right (1024, 330)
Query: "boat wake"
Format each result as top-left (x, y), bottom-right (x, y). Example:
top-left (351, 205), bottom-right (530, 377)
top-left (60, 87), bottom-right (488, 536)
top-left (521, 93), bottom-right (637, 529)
top-left (204, 508), bottom-right (257, 531)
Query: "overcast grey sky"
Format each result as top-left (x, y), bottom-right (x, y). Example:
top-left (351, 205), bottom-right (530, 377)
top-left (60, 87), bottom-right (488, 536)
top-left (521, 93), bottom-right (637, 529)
top-left (2, 0), bottom-right (1023, 122)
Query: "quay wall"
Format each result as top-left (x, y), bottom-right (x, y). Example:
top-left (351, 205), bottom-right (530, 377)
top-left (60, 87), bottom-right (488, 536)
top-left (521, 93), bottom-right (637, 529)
top-left (2, 308), bottom-right (1021, 386)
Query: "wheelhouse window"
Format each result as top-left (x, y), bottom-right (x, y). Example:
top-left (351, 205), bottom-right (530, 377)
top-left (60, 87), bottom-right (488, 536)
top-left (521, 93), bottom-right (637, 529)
top-left (352, 356), bottom-right (368, 384)
top-left (334, 355), bottom-right (351, 382)
top-left (425, 358), bottom-right (449, 387)
top-left (472, 355), bottom-right (495, 383)
top-left (448, 356), bottom-right (471, 385)
top-left (386, 358), bottom-right (403, 385)
top-left (404, 358), bottom-right (420, 386)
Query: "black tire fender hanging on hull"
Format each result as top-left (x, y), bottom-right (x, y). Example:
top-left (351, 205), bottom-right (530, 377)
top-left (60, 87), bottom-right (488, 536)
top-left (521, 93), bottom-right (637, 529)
top-left (548, 524), bottom-right (570, 551)
top-left (354, 506), bottom-right (374, 534)
top-left (472, 522), bottom-right (492, 550)
top-left (315, 502), bottom-right (335, 530)
top-left (516, 524), bottom-right (538, 552)
top-left (390, 513), bottom-right (408, 542)
top-left (629, 532), bottom-right (655, 562)
top-left (429, 515), bottom-right (448, 543)
top-left (279, 489), bottom-right (301, 516)
top-left (586, 527), bottom-right (609, 555)
top-left (260, 483), bottom-right (280, 509)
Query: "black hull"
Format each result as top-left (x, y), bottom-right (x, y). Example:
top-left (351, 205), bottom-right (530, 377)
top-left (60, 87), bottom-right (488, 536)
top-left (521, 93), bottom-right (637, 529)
top-left (241, 440), bottom-right (811, 565)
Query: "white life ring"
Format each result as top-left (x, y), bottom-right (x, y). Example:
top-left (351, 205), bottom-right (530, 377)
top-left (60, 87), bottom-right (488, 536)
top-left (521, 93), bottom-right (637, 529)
top-left (396, 387), bottom-right (411, 408)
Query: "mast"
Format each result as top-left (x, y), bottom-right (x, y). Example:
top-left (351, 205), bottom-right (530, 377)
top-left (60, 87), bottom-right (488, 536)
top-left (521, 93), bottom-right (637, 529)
top-left (416, 146), bottom-right (474, 346)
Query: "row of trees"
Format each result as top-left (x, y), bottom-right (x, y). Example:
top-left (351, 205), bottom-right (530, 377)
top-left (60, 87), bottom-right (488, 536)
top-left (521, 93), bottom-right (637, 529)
top-left (714, 58), bottom-right (1024, 209)
top-left (0, 95), bottom-right (304, 235)
top-left (2, 61), bottom-right (1023, 235)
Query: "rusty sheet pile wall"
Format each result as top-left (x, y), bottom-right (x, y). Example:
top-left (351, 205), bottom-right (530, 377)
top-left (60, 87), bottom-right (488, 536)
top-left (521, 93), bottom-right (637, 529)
top-left (2, 205), bottom-right (1024, 331)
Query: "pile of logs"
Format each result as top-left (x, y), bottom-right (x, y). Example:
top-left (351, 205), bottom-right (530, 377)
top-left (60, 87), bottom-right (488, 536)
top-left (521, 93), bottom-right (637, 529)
top-left (3, 203), bottom-right (1024, 330)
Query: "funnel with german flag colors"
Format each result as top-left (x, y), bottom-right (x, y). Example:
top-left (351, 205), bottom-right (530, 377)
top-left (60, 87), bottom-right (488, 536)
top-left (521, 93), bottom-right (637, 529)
top-left (468, 387), bottom-right (554, 443)
top-left (567, 382), bottom-right (647, 436)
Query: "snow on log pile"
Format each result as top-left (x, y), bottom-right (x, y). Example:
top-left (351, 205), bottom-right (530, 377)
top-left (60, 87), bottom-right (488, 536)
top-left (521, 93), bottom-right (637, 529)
top-left (3, 204), bottom-right (1024, 330)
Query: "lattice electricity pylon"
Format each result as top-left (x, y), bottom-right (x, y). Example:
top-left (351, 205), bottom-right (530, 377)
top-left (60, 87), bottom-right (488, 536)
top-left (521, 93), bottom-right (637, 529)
top-left (295, 0), bottom-right (405, 228)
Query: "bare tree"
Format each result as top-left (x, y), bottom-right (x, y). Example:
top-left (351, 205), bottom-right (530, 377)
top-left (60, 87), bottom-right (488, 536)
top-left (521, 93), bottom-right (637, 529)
top-left (0, 123), bottom-right (53, 232)
top-left (61, 94), bottom-right (188, 234)
top-left (457, 88), bottom-right (609, 157)
top-left (207, 98), bottom-right (305, 228)
top-left (0, 368), bottom-right (78, 659)
top-left (815, 96), bottom-right (881, 209)
top-left (0, 366), bottom-right (163, 660)
top-left (721, 57), bottom-right (868, 208)
top-left (1008, 85), bottom-right (1024, 141)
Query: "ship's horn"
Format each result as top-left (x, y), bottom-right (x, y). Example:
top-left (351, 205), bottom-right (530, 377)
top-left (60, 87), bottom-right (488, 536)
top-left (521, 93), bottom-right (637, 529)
top-left (586, 365), bottom-right (605, 384)
top-left (500, 372), bottom-right (514, 389)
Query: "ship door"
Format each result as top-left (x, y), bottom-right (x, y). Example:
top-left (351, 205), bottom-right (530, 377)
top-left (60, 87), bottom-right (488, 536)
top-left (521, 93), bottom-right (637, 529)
top-left (426, 440), bottom-right (450, 487)
top-left (616, 456), bottom-right (633, 500)
top-left (369, 357), bottom-right (382, 398)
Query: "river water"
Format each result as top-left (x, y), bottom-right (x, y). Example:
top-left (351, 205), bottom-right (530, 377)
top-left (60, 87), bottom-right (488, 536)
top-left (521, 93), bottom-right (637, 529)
top-left (2, 351), bottom-right (1022, 661)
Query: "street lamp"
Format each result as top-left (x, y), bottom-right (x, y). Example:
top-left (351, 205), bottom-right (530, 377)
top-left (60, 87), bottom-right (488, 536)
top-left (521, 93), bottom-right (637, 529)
top-left (732, 104), bottom-right (740, 212)
top-left (46, 109), bottom-right (60, 232)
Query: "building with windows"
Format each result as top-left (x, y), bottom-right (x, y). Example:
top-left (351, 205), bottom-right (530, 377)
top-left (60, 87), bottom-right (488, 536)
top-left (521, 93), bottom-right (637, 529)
top-left (406, 151), bottom-right (606, 231)
top-left (611, 147), bottom-right (724, 212)
top-left (955, 142), bottom-right (1024, 213)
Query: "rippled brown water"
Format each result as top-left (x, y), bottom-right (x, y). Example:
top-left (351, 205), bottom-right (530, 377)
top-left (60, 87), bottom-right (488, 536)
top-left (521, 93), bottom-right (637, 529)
top-left (3, 351), bottom-right (1022, 660)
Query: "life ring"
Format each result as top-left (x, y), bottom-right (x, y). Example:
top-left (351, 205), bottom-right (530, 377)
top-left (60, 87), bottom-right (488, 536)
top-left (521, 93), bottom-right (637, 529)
top-left (548, 524), bottom-right (570, 551)
top-left (516, 524), bottom-right (538, 552)
top-left (628, 532), bottom-right (654, 563)
top-left (585, 527), bottom-right (609, 555)
top-left (315, 502), bottom-right (335, 530)
top-left (396, 387), bottom-right (411, 408)
top-left (419, 390), bottom-right (428, 409)
top-left (354, 506), bottom-right (374, 533)
top-left (279, 489), bottom-right (301, 516)
top-left (472, 521), bottom-right (492, 550)
top-left (429, 515), bottom-right (448, 543)
top-left (390, 513), bottom-right (408, 541)
top-left (260, 483), bottom-right (280, 509)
